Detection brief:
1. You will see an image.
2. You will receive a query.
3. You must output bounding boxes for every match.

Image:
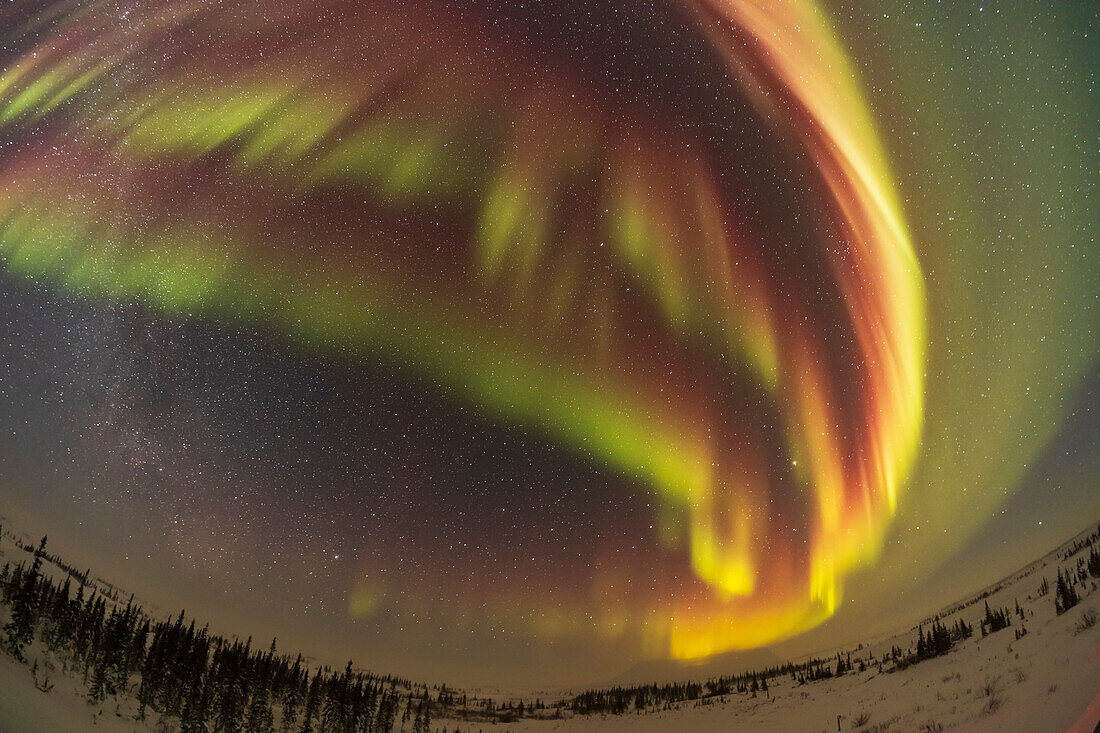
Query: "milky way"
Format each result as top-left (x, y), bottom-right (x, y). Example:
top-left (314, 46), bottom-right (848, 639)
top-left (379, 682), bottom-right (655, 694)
top-left (6, 0), bottom-right (1089, 684)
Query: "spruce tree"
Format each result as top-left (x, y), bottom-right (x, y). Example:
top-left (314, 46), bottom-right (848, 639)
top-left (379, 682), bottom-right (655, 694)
top-left (281, 658), bottom-right (303, 732)
top-left (1055, 567), bottom-right (1079, 615)
top-left (1055, 568), bottom-right (1066, 614)
top-left (4, 535), bottom-right (47, 660)
top-left (374, 683), bottom-right (398, 733)
top-left (246, 682), bottom-right (275, 733)
top-left (1088, 544), bottom-right (1100, 579)
top-left (300, 671), bottom-right (322, 733)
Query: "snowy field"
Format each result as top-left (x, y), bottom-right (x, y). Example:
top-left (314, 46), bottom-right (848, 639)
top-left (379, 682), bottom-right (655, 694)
top-left (0, 521), bottom-right (1097, 732)
top-left (438, 524), bottom-right (1100, 733)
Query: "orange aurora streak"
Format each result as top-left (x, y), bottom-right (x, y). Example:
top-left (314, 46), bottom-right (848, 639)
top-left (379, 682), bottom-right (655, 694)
top-left (0, 0), bottom-right (923, 658)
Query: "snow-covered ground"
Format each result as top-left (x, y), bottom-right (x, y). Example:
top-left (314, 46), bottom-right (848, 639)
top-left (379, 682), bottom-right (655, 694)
top-left (0, 649), bottom-right (151, 733)
top-left (0, 520), bottom-right (1097, 732)
top-left (437, 523), bottom-right (1100, 732)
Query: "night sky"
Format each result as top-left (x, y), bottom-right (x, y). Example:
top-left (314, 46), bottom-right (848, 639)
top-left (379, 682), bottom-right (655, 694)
top-left (0, 0), bottom-right (1095, 687)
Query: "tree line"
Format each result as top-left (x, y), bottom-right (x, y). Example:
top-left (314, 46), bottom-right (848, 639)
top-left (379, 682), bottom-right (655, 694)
top-left (0, 535), bottom-right (437, 733)
top-left (3, 521), bottom-right (1097, 727)
top-left (1040, 535), bottom-right (1099, 617)
top-left (567, 656), bottom-right (839, 715)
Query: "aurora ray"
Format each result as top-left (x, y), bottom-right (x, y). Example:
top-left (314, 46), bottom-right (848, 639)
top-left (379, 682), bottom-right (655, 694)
top-left (0, 0), bottom-right (924, 659)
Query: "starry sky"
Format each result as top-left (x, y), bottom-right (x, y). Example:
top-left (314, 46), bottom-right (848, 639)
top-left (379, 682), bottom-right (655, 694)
top-left (0, 0), bottom-right (1096, 687)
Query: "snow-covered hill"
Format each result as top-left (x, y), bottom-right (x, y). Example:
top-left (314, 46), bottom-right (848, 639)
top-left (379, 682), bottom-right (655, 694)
top-left (1, 519), bottom-right (1097, 732)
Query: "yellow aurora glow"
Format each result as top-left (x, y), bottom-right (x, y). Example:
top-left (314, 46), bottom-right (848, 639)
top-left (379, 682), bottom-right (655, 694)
top-left (0, 0), bottom-right (924, 659)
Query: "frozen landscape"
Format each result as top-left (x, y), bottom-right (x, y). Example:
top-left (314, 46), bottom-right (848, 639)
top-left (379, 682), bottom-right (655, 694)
top-left (1, 517), bottom-right (1097, 733)
top-left (0, 1), bottom-right (1095, 731)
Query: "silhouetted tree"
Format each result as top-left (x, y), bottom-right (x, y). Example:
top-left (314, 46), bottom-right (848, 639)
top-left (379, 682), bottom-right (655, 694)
top-left (1055, 567), bottom-right (1079, 615)
top-left (4, 536), bottom-right (47, 660)
top-left (1088, 544), bottom-right (1100, 579)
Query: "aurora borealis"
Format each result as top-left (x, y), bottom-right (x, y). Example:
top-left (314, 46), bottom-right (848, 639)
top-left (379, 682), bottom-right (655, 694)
top-left (0, 0), bottom-right (1095, 687)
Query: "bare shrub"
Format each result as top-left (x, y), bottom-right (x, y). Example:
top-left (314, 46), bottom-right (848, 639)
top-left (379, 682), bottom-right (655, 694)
top-left (980, 678), bottom-right (1003, 715)
top-left (1075, 608), bottom-right (1097, 634)
top-left (851, 710), bottom-right (871, 727)
top-left (923, 722), bottom-right (944, 733)
top-left (864, 717), bottom-right (899, 733)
